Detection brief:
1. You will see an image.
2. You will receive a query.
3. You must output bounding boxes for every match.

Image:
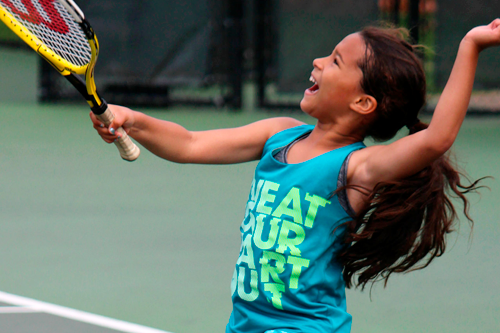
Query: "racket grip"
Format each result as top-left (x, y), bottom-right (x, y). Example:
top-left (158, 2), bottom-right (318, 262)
top-left (95, 108), bottom-right (140, 161)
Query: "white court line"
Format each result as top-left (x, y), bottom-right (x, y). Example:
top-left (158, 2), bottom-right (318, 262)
top-left (0, 291), bottom-right (174, 333)
top-left (0, 306), bottom-right (40, 313)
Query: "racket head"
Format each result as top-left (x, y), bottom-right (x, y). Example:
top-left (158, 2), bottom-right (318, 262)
top-left (0, 0), bottom-right (92, 74)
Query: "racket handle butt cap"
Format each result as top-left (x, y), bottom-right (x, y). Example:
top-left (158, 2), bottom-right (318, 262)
top-left (115, 130), bottom-right (141, 161)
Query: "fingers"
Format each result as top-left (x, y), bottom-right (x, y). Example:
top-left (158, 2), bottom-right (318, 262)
top-left (464, 20), bottom-right (500, 52)
top-left (89, 111), bottom-right (121, 144)
top-left (89, 104), bottom-right (134, 143)
top-left (490, 18), bottom-right (500, 29)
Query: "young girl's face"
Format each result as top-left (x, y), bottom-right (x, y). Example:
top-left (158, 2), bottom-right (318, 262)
top-left (300, 32), bottom-right (367, 121)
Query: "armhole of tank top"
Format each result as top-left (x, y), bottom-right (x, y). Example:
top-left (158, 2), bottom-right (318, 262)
top-left (337, 152), bottom-right (356, 218)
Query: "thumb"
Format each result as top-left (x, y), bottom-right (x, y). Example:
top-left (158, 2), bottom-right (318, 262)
top-left (490, 18), bottom-right (500, 29)
top-left (108, 121), bottom-right (118, 135)
top-left (108, 120), bottom-right (125, 138)
top-left (99, 104), bottom-right (133, 135)
top-left (94, 112), bottom-right (121, 136)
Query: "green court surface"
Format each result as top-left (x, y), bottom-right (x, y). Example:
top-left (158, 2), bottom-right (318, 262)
top-left (0, 103), bottom-right (499, 333)
top-left (0, 290), bottom-right (173, 333)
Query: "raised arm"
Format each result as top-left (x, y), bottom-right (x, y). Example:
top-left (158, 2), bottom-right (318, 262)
top-left (90, 105), bottom-right (304, 164)
top-left (426, 21), bottom-right (500, 149)
top-left (350, 19), bottom-right (500, 188)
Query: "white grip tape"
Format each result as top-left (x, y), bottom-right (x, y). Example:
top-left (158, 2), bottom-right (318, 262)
top-left (95, 109), bottom-right (140, 161)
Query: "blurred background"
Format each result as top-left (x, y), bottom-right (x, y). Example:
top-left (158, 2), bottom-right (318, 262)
top-left (1, 0), bottom-right (500, 111)
top-left (0, 1), bottom-right (499, 333)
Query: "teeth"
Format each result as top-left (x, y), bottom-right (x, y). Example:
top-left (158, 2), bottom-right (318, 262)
top-left (309, 76), bottom-right (317, 84)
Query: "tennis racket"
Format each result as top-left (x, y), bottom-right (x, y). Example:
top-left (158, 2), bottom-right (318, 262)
top-left (0, 0), bottom-right (140, 161)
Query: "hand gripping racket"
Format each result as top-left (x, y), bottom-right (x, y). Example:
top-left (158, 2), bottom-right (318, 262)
top-left (0, 0), bottom-right (140, 161)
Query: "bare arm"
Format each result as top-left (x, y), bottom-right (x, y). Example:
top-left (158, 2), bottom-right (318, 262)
top-left (350, 20), bottom-right (500, 189)
top-left (90, 105), bottom-right (305, 164)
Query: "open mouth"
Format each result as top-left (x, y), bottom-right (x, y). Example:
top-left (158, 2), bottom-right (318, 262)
top-left (307, 75), bottom-right (319, 93)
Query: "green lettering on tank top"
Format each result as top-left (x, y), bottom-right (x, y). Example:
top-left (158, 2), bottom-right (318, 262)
top-left (241, 210), bottom-right (256, 233)
top-left (254, 214), bottom-right (280, 250)
top-left (249, 178), bottom-right (265, 202)
top-left (271, 187), bottom-right (303, 224)
top-left (237, 267), bottom-right (259, 302)
top-left (264, 282), bottom-right (285, 310)
top-left (256, 180), bottom-right (280, 215)
top-left (276, 220), bottom-right (305, 256)
top-left (259, 250), bottom-right (286, 284)
top-left (304, 193), bottom-right (331, 228)
top-left (287, 255), bottom-right (310, 289)
top-left (236, 233), bottom-right (256, 269)
top-left (242, 179), bottom-right (264, 233)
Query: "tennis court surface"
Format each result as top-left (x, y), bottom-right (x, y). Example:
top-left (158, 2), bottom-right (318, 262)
top-left (0, 291), bottom-right (173, 333)
top-left (0, 103), bottom-right (499, 333)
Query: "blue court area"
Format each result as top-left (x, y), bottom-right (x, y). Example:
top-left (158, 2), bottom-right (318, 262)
top-left (0, 102), bottom-right (499, 333)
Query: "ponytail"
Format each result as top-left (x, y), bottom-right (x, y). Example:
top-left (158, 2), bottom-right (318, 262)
top-left (340, 27), bottom-right (489, 289)
top-left (339, 121), bottom-right (487, 289)
top-left (406, 117), bottom-right (423, 133)
top-left (410, 119), bottom-right (425, 131)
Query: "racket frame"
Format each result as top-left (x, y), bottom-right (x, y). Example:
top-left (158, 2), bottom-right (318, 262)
top-left (0, 0), bottom-right (140, 161)
top-left (0, 6), bottom-right (86, 75)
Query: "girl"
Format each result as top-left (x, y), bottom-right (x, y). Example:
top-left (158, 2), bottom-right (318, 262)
top-left (90, 20), bottom-right (500, 333)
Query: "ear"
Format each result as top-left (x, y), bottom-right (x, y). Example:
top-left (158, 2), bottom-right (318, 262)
top-left (350, 94), bottom-right (377, 115)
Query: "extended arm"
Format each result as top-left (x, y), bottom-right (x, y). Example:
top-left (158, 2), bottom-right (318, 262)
top-left (90, 105), bottom-right (305, 164)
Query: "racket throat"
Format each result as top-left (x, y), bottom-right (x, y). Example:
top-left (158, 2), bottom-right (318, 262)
top-left (89, 99), bottom-right (108, 115)
top-left (64, 74), bottom-right (107, 115)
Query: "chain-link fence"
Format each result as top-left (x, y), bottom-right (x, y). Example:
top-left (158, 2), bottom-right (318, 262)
top-left (254, 0), bottom-right (500, 113)
top-left (1, 0), bottom-right (499, 112)
top-left (0, 0), bottom-right (243, 108)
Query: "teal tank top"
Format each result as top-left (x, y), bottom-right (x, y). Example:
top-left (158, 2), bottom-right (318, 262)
top-left (226, 125), bottom-right (365, 333)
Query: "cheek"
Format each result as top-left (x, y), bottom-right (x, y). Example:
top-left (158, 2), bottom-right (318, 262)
top-left (330, 79), bottom-right (360, 98)
top-left (339, 73), bottom-right (363, 96)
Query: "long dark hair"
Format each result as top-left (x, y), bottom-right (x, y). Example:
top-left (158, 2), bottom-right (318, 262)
top-left (338, 27), bottom-right (486, 289)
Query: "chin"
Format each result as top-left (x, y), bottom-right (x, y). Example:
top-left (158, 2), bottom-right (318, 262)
top-left (299, 98), bottom-right (312, 115)
top-left (299, 99), bottom-right (307, 113)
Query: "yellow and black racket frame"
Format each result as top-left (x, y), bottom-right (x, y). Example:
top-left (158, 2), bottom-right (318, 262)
top-left (0, 1), bottom-right (140, 160)
top-left (0, 3), bottom-right (105, 114)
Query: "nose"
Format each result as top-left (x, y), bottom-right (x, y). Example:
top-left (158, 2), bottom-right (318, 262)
top-left (313, 57), bottom-right (324, 69)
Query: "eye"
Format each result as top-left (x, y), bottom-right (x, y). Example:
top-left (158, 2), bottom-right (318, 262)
top-left (333, 58), bottom-right (339, 66)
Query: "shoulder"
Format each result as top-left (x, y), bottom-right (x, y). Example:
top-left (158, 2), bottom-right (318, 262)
top-left (242, 117), bottom-right (308, 147)
top-left (257, 117), bottom-right (307, 137)
top-left (261, 118), bottom-right (313, 145)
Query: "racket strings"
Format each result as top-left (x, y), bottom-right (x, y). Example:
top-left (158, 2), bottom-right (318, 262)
top-left (1, 0), bottom-right (91, 67)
